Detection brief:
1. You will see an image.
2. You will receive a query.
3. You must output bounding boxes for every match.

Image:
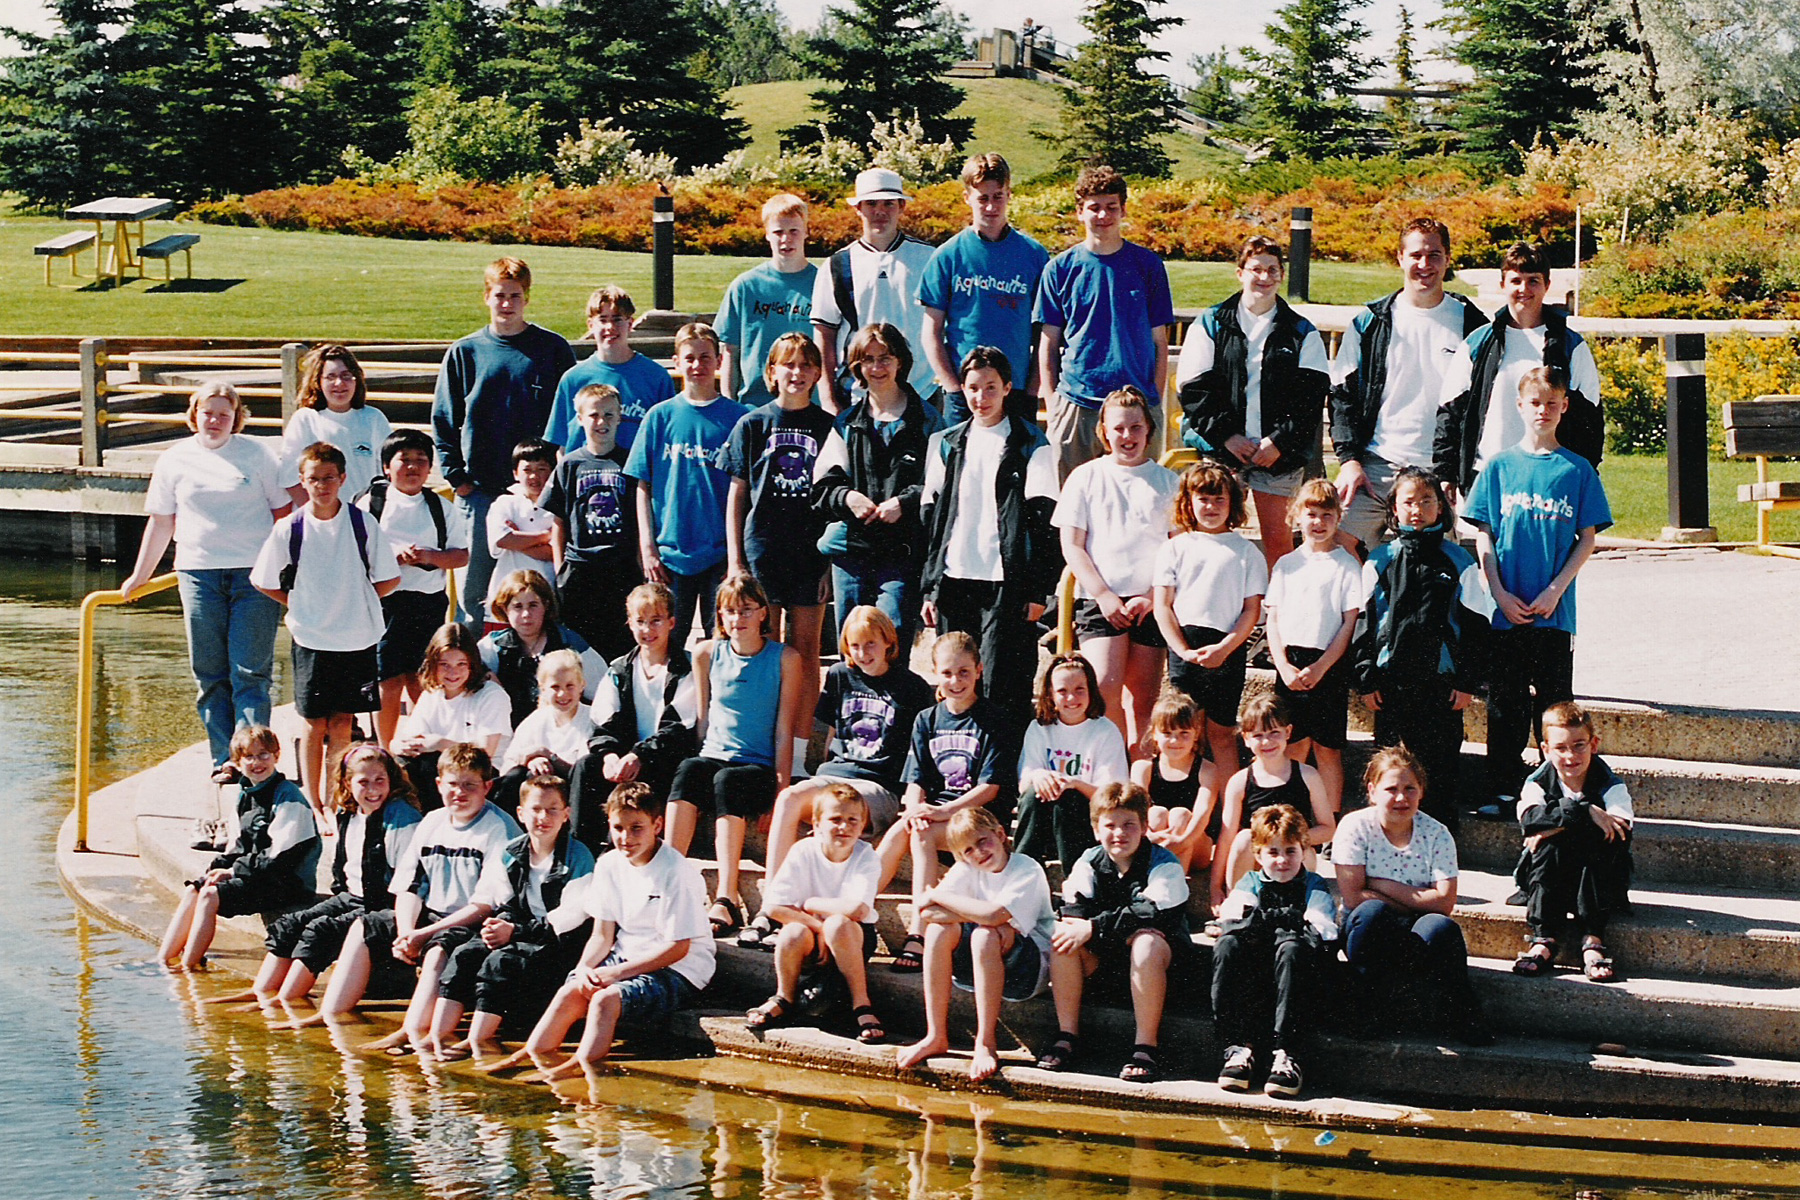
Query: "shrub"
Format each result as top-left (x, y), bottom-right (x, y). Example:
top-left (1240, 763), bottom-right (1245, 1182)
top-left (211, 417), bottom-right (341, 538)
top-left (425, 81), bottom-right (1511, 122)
top-left (1593, 338), bottom-right (1666, 454)
top-left (1584, 210), bottom-right (1800, 319)
top-left (1706, 333), bottom-right (1800, 454)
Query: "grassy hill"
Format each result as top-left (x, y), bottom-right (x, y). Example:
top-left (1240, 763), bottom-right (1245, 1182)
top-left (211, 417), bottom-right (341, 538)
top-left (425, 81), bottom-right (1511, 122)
top-left (724, 76), bottom-right (1233, 183)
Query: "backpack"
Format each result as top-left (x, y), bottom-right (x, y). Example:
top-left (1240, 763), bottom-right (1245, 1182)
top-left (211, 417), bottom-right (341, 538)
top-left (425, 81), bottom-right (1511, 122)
top-left (359, 477), bottom-right (448, 570)
top-left (829, 248), bottom-right (858, 334)
top-left (278, 504), bottom-right (370, 593)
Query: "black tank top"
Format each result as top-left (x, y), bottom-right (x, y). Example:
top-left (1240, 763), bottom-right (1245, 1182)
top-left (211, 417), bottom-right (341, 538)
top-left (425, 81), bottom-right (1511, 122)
top-left (1242, 762), bottom-right (1315, 826)
top-left (1147, 757), bottom-right (1201, 812)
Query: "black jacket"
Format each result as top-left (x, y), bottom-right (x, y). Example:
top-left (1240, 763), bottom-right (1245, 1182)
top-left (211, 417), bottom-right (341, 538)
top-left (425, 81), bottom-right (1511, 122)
top-left (484, 623), bottom-right (588, 727)
top-left (810, 386), bottom-right (945, 565)
top-left (490, 828), bottom-right (595, 947)
top-left (329, 797), bottom-right (423, 908)
top-left (586, 644), bottom-right (698, 767)
top-left (210, 771), bottom-right (320, 893)
top-left (1179, 295), bottom-right (1329, 474)
top-left (1059, 841), bottom-right (1192, 949)
top-left (919, 413), bottom-right (1062, 605)
top-left (1352, 518), bottom-right (1488, 694)
top-left (1329, 291), bottom-right (1487, 465)
top-left (1433, 304), bottom-right (1604, 492)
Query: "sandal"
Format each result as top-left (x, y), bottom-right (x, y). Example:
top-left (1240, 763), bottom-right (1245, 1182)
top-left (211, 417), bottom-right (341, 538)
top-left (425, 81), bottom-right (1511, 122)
top-left (1512, 938), bottom-right (1556, 977)
top-left (1034, 1032), bottom-right (1077, 1072)
top-left (210, 763), bottom-right (242, 786)
top-left (1582, 941), bottom-right (1616, 982)
top-left (737, 913), bottom-right (776, 951)
top-left (890, 933), bottom-right (925, 973)
top-left (708, 897), bottom-right (743, 937)
top-left (745, 994), bottom-right (792, 1030)
top-left (1119, 1044), bottom-right (1159, 1084)
top-left (852, 1004), bottom-right (887, 1044)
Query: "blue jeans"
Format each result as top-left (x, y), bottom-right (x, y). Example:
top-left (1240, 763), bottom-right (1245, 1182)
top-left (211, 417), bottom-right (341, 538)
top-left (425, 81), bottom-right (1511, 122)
top-left (1341, 898), bottom-right (1477, 1030)
top-left (178, 568), bottom-right (282, 767)
top-left (456, 489), bottom-right (496, 629)
top-left (831, 555), bottom-right (917, 652)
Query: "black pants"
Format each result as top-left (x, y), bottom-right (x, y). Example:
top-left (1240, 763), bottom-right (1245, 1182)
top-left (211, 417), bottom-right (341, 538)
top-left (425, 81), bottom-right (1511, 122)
top-left (559, 559), bottom-right (638, 664)
top-left (492, 757), bottom-right (573, 813)
top-left (1370, 672), bottom-right (1465, 829)
top-left (1342, 899), bottom-right (1478, 1032)
top-left (935, 575), bottom-right (1038, 728)
top-left (1518, 821), bottom-right (1633, 941)
top-left (1211, 925), bottom-right (1321, 1051)
top-left (1013, 786), bottom-right (1096, 874)
top-left (438, 928), bottom-right (586, 1025)
top-left (1487, 627), bottom-right (1574, 799)
top-left (567, 744), bottom-right (682, 859)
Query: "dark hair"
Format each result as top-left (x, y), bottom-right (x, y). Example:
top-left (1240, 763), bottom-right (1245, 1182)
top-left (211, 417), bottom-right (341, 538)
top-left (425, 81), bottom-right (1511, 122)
top-left (1250, 803), bottom-right (1308, 848)
top-left (1237, 692), bottom-right (1293, 733)
top-left (606, 780), bottom-right (665, 821)
top-left (845, 323), bottom-right (913, 388)
top-left (958, 344), bottom-right (1012, 388)
top-left (1237, 234), bottom-right (1284, 268)
top-left (298, 344), bottom-right (368, 411)
top-left (490, 568), bottom-right (560, 625)
top-left (420, 622), bottom-right (489, 692)
top-left (1365, 744), bottom-right (1425, 797)
top-left (1384, 466), bottom-right (1450, 533)
top-left (1501, 242), bottom-right (1551, 279)
top-left (519, 773), bottom-right (570, 806)
top-left (1074, 163), bottom-right (1128, 204)
top-left (1399, 217), bottom-right (1451, 259)
top-left (439, 742), bottom-right (497, 782)
top-left (1035, 651), bottom-right (1107, 724)
top-left (1089, 780), bottom-right (1150, 824)
top-left (332, 742), bottom-right (415, 814)
top-left (511, 438), bottom-right (558, 469)
top-left (381, 427), bottom-right (435, 468)
top-left (1172, 459), bottom-right (1246, 532)
top-left (297, 441), bottom-right (347, 476)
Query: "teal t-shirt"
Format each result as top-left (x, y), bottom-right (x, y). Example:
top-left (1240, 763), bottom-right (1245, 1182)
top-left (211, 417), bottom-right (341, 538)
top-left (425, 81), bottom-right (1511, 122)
top-left (544, 351), bottom-right (677, 453)
top-left (715, 261), bottom-right (819, 405)
top-left (917, 226), bottom-right (1049, 389)
top-left (622, 394), bottom-right (749, 574)
top-left (1462, 445), bottom-right (1612, 634)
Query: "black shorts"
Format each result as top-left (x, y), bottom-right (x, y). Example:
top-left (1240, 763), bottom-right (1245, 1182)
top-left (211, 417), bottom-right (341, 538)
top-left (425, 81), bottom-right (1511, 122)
top-left (1073, 598), bottom-right (1165, 648)
top-left (293, 643), bottom-right (380, 719)
top-left (377, 590), bottom-right (448, 682)
top-left (1274, 645), bottom-right (1350, 751)
top-left (1166, 625), bottom-right (1248, 727)
top-left (558, 558), bottom-right (640, 663)
top-left (265, 893), bottom-right (366, 974)
top-left (359, 906), bottom-right (465, 957)
top-left (195, 872), bottom-right (314, 919)
top-left (749, 547), bottom-right (828, 612)
top-left (670, 755), bottom-right (779, 819)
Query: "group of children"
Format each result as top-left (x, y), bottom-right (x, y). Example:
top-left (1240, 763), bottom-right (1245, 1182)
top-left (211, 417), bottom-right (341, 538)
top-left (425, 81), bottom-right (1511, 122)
top-left (150, 165), bottom-right (1638, 1098)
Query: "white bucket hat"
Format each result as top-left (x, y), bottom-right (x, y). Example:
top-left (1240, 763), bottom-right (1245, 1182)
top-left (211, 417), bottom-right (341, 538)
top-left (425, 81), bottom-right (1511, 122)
top-left (846, 167), bottom-right (911, 205)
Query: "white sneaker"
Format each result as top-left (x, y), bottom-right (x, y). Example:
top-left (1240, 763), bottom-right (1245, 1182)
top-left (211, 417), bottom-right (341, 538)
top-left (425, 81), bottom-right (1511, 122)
top-left (1217, 1044), bottom-right (1255, 1091)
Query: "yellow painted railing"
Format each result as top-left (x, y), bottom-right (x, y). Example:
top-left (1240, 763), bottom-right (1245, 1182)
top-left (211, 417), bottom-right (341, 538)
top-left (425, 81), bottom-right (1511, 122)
top-left (73, 573), bottom-right (178, 851)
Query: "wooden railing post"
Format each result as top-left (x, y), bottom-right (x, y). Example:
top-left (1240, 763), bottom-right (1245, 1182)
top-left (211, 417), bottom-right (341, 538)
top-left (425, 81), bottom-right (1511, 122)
top-left (281, 342), bottom-right (304, 421)
top-left (79, 337), bottom-right (107, 467)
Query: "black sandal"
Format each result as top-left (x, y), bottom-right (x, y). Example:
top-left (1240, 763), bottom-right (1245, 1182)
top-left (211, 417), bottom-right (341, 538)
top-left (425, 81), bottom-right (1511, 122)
top-left (1512, 937), bottom-right (1556, 977)
top-left (852, 1004), bottom-right (887, 1044)
top-left (1035, 1032), bottom-right (1077, 1072)
top-left (745, 994), bottom-right (792, 1030)
top-left (1119, 1044), bottom-right (1159, 1084)
top-left (890, 933), bottom-right (925, 973)
top-left (708, 896), bottom-right (743, 936)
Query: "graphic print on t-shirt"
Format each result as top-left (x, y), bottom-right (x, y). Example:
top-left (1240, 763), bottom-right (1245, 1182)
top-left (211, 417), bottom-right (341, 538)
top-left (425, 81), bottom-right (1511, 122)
top-left (931, 729), bottom-right (982, 793)
top-left (765, 429), bottom-right (820, 499)
top-left (576, 463), bottom-right (630, 543)
top-left (842, 693), bottom-right (896, 760)
top-left (1047, 747), bottom-right (1090, 777)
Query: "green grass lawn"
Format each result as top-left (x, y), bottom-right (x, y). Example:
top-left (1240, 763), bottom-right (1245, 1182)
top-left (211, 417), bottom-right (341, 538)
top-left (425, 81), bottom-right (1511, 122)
top-left (0, 212), bottom-right (1410, 339)
top-left (724, 76), bottom-right (1227, 184)
top-left (1599, 454), bottom-right (1800, 543)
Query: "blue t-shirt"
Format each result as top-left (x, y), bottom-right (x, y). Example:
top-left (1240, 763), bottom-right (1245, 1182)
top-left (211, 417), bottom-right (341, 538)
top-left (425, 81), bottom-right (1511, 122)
top-left (917, 226), bottom-right (1049, 390)
top-left (716, 400), bottom-right (837, 569)
top-left (623, 394), bottom-right (748, 575)
top-left (1034, 240), bottom-right (1175, 409)
top-left (716, 262), bottom-right (819, 406)
top-left (544, 352), bottom-right (677, 453)
top-left (1463, 445), bottom-right (1612, 634)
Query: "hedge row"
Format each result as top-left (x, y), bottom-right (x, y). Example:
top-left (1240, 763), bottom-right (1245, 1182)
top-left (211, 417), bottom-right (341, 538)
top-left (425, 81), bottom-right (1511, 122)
top-left (186, 171), bottom-right (1578, 265)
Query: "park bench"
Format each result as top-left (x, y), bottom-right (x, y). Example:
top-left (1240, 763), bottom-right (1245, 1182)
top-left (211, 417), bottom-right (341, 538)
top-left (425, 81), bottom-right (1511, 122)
top-left (1722, 394), bottom-right (1800, 552)
top-left (34, 229), bottom-right (96, 285)
top-left (137, 233), bottom-right (200, 281)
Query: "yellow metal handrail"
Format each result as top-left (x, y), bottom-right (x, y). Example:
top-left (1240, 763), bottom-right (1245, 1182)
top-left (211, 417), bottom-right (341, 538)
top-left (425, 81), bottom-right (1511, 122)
top-left (74, 573), bottom-right (178, 851)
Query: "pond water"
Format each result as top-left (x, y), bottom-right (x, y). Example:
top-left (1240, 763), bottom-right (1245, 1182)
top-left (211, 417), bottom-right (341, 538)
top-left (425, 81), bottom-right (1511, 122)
top-left (2, 557), bottom-right (1794, 1199)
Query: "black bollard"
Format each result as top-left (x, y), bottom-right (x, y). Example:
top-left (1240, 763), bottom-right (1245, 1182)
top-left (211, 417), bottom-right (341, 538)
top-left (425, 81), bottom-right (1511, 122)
top-left (1662, 332), bottom-right (1717, 542)
top-left (653, 189), bottom-right (674, 312)
top-left (1288, 207), bottom-right (1313, 303)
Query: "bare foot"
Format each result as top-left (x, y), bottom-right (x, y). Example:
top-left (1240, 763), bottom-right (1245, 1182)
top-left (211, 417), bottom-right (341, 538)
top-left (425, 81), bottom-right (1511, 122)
top-left (896, 1036), bottom-right (949, 1071)
top-left (466, 1040), bottom-right (504, 1064)
top-left (532, 1057), bottom-right (589, 1083)
top-left (359, 1028), bottom-right (412, 1054)
top-left (205, 989), bottom-right (260, 1005)
top-left (967, 1045), bottom-right (1000, 1084)
top-left (476, 1048), bottom-right (536, 1074)
top-left (434, 1040), bottom-right (473, 1063)
top-left (271, 1009), bottom-right (329, 1031)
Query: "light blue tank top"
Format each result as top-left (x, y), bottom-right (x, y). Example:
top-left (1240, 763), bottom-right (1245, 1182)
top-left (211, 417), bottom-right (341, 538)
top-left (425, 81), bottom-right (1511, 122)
top-left (699, 638), bottom-right (783, 766)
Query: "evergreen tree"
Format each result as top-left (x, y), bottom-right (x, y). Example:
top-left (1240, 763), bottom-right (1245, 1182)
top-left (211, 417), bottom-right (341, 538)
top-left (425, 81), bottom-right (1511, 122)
top-left (1383, 7), bottom-right (1421, 140)
top-left (115, 0), bottom-right (285, 199)
top-left (414, 0), bottom-right (503, 93)
top-left (0, 0), bottom-right (136, 207)
top-left (689, 0), bottom-right (798, 88)
top-left (1242, 0), bottom-right (1373, 160)
top-left (1186, 51), bottom-right (1245, 126)
top-left (266, 0), bottom-right (426, 180)
top-left (792, 0), bottom-right (973, 150)
top-left (502, 0), bottom-right (746, 169)
top-left (1055, 0), bottom-right (1183, 177)
top-left (1439, 0), bottom-right (1601, 168)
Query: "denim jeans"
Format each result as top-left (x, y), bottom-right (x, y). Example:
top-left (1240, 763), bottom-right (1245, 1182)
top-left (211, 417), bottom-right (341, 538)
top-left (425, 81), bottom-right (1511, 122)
top-left (831, 555), bottom-right (918, 652)
top-left (455, 489), bottom-right (496, 629)
top-left (178, 567), bottom-right (282, 767)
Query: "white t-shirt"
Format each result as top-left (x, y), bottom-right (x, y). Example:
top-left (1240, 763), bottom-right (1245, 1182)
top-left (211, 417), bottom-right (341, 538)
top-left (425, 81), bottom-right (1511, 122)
top-left (922, 421), bottom-right (1058, 582)
top-left (484, 486), bottom-right (556, 604)
top-left (1265, 544), bottom-right (1363, 651)
top-left (360, 487), bottom-right (469, 595)
top-left (1152, 530), bottom-right (1268, 629)
top-left (400, 680), bottom-right (516, 760)
top-left (503, 706), bottom-right (596, 772)
top-left (589, 657), bottom-right (701, 745)
top-left (810, 235), bottom-right (939, 396)
top-left (279, 405), bottom-right (394, 495)
top-left (391, 802), bottom-right (518, 915)
top-left (339, 805), bottom-right (419, 901)
top-left (761, 837), bottom-right (881, 917)
top-left (1018, 717), bottom-right (1129, 793)
top-left (1333, 807), bottom-right (1458, 890)
top-left (1329, 297), bottom-right (1471, 468)
top-left (144, 435), bottom-right (289, 571)
top-left (1053, 457), bottom-right (1180, 598)
top-left (939, 850), bottom-right (1055, 953)
top-left (1438, 325), bottom-right (1602, 476)
top-left (250, 504), bottom-right (399, 651)
top-left (584, 841), bottom-right (716, 990)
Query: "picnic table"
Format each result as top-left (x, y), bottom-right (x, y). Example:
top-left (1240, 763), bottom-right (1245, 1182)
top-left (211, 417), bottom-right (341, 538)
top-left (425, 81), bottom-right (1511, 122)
top-left (62, 197), bottom-right (177, 286)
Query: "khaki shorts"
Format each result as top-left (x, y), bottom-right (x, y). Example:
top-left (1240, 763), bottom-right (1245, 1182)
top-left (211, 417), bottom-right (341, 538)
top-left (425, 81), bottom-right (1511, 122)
top-left (1048, 393), bottom-right (1104, 484)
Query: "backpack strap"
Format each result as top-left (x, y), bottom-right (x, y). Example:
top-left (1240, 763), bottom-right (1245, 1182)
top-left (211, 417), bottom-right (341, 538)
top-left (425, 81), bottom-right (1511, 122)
top-left (421, 488), bottom-right (448, 549)
top-left (363, 476), bottom-right (388, 521)
top-left (278, 513), bottom-right (304, 592)
top-left (830, 248), bottom-right (857, 334)
top-left (346, 503), bottom-right (371, 575)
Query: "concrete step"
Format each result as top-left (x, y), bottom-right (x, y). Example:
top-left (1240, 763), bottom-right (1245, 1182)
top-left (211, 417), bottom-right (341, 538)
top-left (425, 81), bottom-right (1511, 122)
top-left (1456, 809), bottom-right (1800, 893)
top-left (702, 950), bottom-right (1800, 1119)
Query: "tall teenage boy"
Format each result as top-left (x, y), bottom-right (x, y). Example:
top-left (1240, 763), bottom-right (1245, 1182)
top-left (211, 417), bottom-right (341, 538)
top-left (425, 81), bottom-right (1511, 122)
top-left (544, 286), bottom-right (677, 454)
top-left (1036, 164), bottom-right (1175, 483)
top-left (918, 153), bottom-right (1048, 426)
top-left (433, 258), bottom-right (575, 627)
top-left (717, 194), bottom-right (819, 406)
top-left (811, 167), bottom-right (938, 411)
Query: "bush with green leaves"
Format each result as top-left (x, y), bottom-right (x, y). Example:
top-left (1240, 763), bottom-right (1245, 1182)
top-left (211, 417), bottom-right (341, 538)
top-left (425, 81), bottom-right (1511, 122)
top-left (344, 86), bottom-right (546, 186)
top-left (1584, 210), bottom-right (1800, 318)
top-left (1593, 337), bottom-right (1666, 455)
